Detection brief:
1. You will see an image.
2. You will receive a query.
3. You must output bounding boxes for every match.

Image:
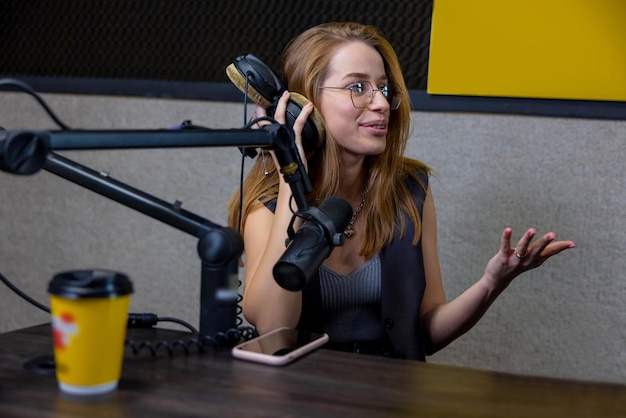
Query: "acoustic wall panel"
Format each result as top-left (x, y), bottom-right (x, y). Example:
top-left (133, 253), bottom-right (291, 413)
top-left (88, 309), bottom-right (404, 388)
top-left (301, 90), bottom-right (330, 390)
top-left (0, 0), bottom-right (432, 90)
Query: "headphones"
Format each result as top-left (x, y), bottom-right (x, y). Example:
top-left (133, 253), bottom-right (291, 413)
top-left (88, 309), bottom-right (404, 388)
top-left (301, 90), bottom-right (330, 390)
top-left (226, 54), bottom-right (324, 157)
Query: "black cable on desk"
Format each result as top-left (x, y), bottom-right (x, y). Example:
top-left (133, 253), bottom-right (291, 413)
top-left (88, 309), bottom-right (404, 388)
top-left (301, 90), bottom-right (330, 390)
top-left (1, 271), bottom-right (258, 357)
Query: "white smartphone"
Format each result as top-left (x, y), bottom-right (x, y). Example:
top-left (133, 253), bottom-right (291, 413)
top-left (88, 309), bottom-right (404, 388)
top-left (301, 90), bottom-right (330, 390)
top-left (231, 327), bottom-right (329, 366)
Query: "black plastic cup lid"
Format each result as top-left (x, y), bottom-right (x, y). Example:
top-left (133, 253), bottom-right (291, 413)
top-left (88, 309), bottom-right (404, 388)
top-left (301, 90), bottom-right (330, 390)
top-left (48, 269), bottom-right (133, 299)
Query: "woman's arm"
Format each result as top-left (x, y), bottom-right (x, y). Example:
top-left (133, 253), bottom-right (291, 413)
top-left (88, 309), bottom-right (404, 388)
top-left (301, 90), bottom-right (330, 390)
top-left (241, 92), bottom-right (315, 334)
top-left (419, 188), bottom-right (576, 354)
top-left (241, 181), bottom-right (303, 333)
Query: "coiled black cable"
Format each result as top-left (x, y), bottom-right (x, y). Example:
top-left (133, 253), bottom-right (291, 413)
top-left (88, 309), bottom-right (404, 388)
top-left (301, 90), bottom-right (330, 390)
top-left (1, 271), bottom-right (258, 358)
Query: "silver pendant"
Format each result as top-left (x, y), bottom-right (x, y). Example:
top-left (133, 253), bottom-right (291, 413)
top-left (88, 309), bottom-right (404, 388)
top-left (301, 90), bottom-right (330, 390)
top-left (344, 226), bottom-right (355, 238)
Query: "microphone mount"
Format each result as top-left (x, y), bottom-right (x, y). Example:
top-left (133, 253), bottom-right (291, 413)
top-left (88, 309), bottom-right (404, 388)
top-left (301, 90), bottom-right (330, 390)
top-left (261, 123), bottom-right (312, 212)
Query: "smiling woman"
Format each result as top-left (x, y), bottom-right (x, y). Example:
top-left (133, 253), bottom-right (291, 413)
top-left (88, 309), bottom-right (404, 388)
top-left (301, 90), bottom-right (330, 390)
top-left (226, 22), bottom-right (576, 361)
top-left (317, 41), bottom-right (394, 157)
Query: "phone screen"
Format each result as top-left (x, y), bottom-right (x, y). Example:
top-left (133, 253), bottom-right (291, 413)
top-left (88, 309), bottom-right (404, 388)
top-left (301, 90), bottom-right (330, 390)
top-left (237, 328), bottom-right (325, 355)
top-left (232, 327), bottom-right (329, 365)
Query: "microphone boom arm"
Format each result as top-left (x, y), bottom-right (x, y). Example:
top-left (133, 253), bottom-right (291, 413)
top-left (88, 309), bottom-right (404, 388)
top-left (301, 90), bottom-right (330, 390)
top-left (0, 124), bottom-right (310, 338)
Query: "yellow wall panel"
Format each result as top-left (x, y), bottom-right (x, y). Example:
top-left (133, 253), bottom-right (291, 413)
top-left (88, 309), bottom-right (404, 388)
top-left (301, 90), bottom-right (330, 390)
top-left (428, 0), bottom-right (626, 102)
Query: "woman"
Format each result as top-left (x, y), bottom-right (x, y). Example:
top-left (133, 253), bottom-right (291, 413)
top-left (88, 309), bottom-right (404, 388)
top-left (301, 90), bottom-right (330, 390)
top-left (227, 22), bottom-right (575, 360)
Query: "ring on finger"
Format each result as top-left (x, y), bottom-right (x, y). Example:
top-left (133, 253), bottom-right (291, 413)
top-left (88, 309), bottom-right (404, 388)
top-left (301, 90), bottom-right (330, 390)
top-left (515, 249), bottom-right (530, 259)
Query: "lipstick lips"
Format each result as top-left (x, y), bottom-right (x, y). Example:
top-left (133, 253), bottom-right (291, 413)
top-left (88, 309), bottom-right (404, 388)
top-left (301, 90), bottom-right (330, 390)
top-left (361, 120), bottom-right (388, 135)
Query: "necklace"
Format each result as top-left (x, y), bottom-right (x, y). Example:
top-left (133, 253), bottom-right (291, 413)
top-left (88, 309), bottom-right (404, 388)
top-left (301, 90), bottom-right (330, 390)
top-left (343, 186), bottom-right (368, 238)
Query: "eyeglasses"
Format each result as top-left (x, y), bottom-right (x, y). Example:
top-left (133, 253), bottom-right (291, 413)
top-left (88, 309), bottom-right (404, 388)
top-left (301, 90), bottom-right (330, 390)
top-left (319, 81), bottom-right (402, 110)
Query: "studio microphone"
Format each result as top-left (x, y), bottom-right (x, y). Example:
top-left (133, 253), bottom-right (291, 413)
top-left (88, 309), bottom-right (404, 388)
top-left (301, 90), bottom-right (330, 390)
top-left (273, 196), bottom-right (353, 291)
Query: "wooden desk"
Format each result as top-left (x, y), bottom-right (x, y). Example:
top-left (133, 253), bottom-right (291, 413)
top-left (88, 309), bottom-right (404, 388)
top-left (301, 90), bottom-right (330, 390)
top-left (0, 324), bottom-right (624, 417)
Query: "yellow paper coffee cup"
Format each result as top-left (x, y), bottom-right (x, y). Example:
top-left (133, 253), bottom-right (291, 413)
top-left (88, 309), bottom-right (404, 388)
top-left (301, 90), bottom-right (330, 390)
top-left (48, 269), bottom-right (133, 396)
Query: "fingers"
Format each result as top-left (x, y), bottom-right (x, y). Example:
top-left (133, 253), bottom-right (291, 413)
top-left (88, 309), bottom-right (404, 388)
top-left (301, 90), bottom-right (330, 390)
top-left (255, 104), bottom-right (268, 118)
top-left (509, 228), bottom-right (576, 263)
top-left (540, 239), bottom-right (576, 258)
top-left (504, 227), bottom-right (552, 259)
top-left (273, 91), bottom-right (290, 124)
top-left (250, 105), bottom-right (268, 130)
top-left (275, 91), bottom-right (312, 162)
top-left (487, 228), bottom-right (575, 286)
top-left (514, 228), bottom-right (536, 259)
top-left (500, 227), bottom-right (513, 256)
top-left (530, 231), bottom-right (556, 256)
top-left (293, 101), bottom-right (314, 133)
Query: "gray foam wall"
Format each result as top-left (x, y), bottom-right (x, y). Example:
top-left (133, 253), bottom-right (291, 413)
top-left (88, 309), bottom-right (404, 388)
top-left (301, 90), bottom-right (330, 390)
top-left (1, 92), bottom-right (624, 384)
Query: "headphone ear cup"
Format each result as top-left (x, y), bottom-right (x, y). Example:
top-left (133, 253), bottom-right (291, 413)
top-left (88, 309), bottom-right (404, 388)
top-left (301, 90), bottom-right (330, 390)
top-left (226, 63), bottom-right (272, 109)
top-left (226, 55), bottom-right (324, 156)
top-left (226, 54), bottom-right (281, 109)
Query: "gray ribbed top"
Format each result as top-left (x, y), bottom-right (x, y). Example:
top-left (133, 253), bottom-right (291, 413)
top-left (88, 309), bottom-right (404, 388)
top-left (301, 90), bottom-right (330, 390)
top-left (318, 254), bottom-right (385, 344)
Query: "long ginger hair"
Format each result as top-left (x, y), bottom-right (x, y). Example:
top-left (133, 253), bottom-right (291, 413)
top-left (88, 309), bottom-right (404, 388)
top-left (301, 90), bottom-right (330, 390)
top-left (227, 22), bottom-right (429, 258)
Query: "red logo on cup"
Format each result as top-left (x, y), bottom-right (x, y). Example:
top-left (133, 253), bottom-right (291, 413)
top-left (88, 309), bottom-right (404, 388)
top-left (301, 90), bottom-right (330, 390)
top-left (52, 312), bottom-right (78, 349)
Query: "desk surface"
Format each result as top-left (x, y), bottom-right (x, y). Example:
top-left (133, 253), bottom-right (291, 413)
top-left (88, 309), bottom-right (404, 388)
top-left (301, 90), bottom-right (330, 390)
top-left (0, 324), bottom-right (624, 417)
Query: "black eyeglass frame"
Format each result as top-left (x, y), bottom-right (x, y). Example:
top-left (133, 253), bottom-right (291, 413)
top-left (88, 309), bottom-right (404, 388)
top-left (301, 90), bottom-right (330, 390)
top-left (319, 81), bottom-right (402, 110)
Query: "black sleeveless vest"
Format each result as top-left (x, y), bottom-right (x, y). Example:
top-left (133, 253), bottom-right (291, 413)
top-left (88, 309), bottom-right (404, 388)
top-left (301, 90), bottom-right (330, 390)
top-left (268, 170), bottom-right (429, 361)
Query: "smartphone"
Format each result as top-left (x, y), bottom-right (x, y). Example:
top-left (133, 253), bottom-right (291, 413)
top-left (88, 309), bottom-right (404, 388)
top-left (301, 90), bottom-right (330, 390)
top-left (231, 327), bottom-right (329, 366)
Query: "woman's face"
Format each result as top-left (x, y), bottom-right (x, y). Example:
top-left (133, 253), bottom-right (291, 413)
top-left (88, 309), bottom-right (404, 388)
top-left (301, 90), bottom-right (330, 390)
top-left (318, 41), bottom-right (391, 160)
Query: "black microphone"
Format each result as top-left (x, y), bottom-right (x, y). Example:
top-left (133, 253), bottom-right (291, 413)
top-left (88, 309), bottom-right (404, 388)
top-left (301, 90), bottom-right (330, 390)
top-left (273, 196), bottom-right (353, 291)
